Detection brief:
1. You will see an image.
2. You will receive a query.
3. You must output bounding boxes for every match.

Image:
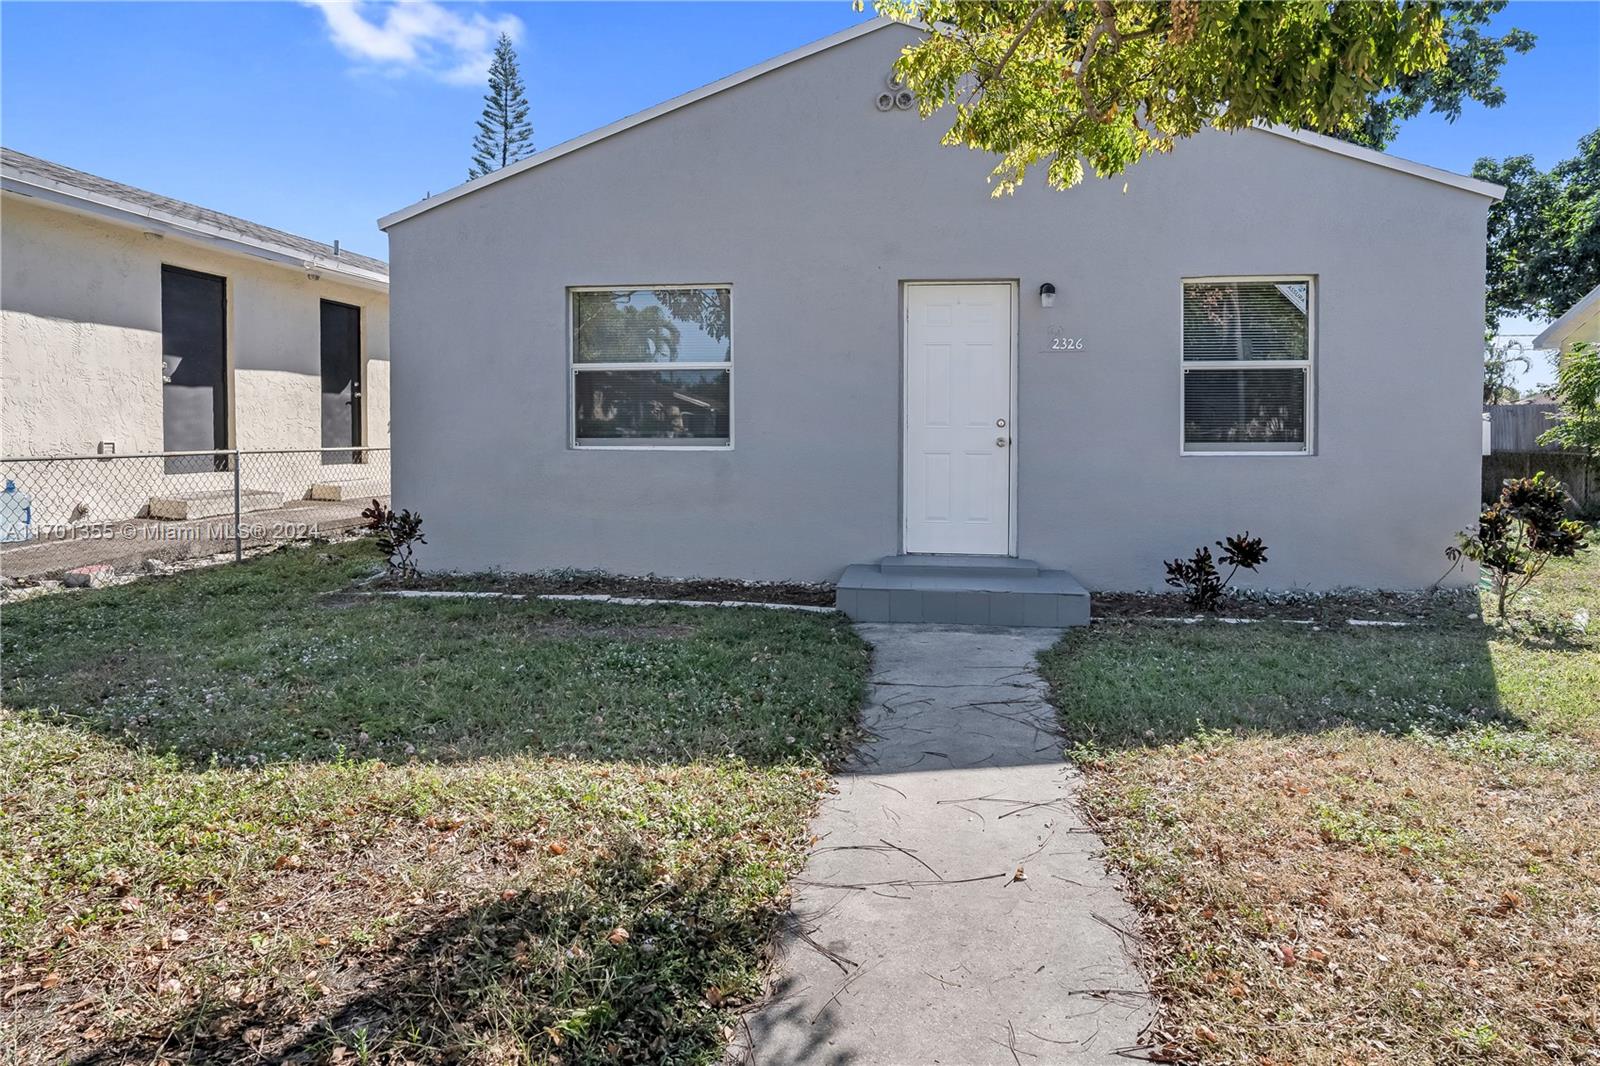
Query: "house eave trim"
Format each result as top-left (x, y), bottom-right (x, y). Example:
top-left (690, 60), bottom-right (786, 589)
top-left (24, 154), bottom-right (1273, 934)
top-left (1532, 283), bottom-right (1600, 350)
top-left (1250, 124), bottom-right (1505, 200)
top-left (2, 174), bottom-right (390, 292)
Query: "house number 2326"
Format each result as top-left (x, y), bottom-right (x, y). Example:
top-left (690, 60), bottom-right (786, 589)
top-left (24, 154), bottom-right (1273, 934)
top-left (1050, 336), bottom-right (1085, 351)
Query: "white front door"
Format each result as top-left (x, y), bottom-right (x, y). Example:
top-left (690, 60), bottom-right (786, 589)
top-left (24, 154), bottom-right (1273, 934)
top-left (903, 282), bottom-right (1014, 555)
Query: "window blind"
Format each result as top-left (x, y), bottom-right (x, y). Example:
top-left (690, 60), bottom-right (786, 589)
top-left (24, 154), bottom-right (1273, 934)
top-left (1182, 282), bottom-right (1309, 361)
top-left (1182, 279), bottom-right (1312, 453)
top-left (1183, 367), bottom-right (1308, 447)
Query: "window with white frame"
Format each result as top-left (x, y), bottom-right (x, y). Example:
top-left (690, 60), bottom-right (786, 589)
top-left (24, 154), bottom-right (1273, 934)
top-left (570, 286), bottom-right (731, 447)
top-left (1181, 278), bottom-right (1313, 453)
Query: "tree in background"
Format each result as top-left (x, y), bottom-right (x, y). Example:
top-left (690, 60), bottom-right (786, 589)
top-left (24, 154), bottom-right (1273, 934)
top-left (1483, 339), bottom-right (1530, 404)
top-left (875, 1), bottom-right (1451, 194)
top-left (1348, 0), bottom-right (1533, 149)
top-left (469, 33), bottom-right (534, 180)
top-left (1474, 131), bottom-right (1600, 329)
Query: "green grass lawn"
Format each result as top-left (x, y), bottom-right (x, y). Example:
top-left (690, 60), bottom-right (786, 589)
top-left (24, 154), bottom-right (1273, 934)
top-left (0, 541), bottom-right (869, 1065)
top-left (1041, 548), bottom-right (1599, 1065)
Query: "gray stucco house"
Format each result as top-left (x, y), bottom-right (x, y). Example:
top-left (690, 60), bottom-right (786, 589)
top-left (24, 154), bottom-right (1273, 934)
top-left (379, 19), bottom-right (1502, 625)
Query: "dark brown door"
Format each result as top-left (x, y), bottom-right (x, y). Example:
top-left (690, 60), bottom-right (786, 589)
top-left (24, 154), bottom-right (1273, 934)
top-left (161, 266), bottom-right (228, 473)
top-left (320, 300), bottom-right (362, 464)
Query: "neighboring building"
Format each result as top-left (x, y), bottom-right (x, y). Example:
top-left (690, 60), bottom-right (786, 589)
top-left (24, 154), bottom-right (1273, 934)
top-left (1534, 283), bottom-right (1600, 354)
top-left (379, 20), bottom-right (1502, 622)
top-left (1, 149), bottom-right (390, 531)
top-left (2, 148), bottom-right (390, 460)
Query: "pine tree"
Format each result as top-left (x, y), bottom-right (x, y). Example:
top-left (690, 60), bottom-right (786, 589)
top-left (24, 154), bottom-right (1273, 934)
top-left (468, 34), bottom-right (533, 180)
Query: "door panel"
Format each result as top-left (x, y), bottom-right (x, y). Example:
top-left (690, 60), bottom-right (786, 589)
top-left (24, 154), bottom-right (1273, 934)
top-left (161, 266), bottom-right (228, 473)
top-left (320, 300), bottom-right (362, 464)
top-left (903, 283), bottom-right (1013, 555)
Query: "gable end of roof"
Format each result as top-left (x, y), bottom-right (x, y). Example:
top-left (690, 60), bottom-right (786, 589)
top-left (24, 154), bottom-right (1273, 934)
top-left (377, 19), bottom-right (1506, 228)
top-left (378, 18), bottom-right (899, 230)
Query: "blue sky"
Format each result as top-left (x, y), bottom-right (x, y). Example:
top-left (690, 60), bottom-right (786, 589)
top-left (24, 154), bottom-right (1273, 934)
top-left (4, 1), bottom-right (1596, 379)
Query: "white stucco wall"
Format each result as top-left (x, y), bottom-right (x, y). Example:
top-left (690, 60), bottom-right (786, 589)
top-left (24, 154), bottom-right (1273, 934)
top-left (1, 309), bottom-right (163, 456)
top-left (364, 357), bottom-right (392, 452)
top-left (0, 195), bottom-right (390, 459)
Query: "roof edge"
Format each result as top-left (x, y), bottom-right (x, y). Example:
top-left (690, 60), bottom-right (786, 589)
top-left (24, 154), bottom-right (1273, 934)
top-left (3, 168), bottom-right (389, 291)
top-left (378, 17), bottom-right (898, 230)
top-left (1533, 283), bottom-right (1600, 349)
top-left (1250, 124), bottom-right (1505, 200)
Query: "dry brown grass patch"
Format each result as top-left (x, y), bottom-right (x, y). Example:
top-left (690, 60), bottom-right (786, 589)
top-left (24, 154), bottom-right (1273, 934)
top-left (1042, 548), bottom-right (1599, 1063)
top-left (1080, 732), bottom-right (1599, 1063)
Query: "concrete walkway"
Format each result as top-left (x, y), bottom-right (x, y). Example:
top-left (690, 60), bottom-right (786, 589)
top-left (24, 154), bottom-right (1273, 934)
top-left (739, 624), bottom-right (1154, 1065)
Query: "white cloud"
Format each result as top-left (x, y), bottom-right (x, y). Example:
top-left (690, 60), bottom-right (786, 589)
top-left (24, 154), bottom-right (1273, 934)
top-left (307, 1), bottom-right (523, 86)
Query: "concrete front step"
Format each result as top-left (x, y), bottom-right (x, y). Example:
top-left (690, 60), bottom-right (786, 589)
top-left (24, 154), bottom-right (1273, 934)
top-left (837, 555), bottom-right (1090, 627)
top-left (877, 553), bottom-right (1041, 578)
top-left (148, 489), bottom-right (284, 521)
top-left (307, 478), bottom-right (388, 502)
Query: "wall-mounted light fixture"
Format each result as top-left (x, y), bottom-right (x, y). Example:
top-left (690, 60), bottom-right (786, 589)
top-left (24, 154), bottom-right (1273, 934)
top-left (1039, 282), bottom-right (1057, 308)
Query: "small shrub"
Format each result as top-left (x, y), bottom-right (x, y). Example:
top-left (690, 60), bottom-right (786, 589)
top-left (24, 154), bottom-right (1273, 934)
top-left (1449, 473), bottom-right (1589, 619)
top-left (361, 499), bottom-right (427, 578)
top-left (1163, 532), bottom-right (1269, 611)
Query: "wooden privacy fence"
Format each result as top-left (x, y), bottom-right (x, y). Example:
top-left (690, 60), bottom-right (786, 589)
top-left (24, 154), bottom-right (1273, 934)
top-left (1484, 404), bottom-right (1563, 453)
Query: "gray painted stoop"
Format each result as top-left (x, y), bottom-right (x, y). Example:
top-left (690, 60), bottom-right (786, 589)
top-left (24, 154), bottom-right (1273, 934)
top-left (835, 554), bottom-right (1090, 626)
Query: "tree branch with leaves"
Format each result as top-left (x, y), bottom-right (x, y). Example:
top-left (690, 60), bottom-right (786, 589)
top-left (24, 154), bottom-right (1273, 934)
top-left (873, 0), bottom-right (1451, 194)
top-left (1474, 131), bottom-right (1600, 330)
top-left (1348, 0), bottom-right (1533, 149)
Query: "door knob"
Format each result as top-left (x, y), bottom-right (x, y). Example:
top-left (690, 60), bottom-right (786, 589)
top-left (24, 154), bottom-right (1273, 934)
top-left (995, 437), bottom-right (1008, 448)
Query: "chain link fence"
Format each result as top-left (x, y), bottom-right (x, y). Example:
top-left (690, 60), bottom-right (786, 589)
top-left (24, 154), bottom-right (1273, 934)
top-left (0, 448), bottom-right (389, 582)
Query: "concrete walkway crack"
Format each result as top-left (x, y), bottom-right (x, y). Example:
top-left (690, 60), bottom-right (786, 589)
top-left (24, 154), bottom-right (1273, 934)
top-left (737, 624), bottom-right (1155, 1064)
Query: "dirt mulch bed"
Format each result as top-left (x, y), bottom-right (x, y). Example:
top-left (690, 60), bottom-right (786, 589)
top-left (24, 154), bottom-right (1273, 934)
top-left (379, 569), bottom-right (838, 607)
top-left (1093, 586), bottom-right (1480, 624)
top-left (379, 571), bottom-right (1481, 620)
